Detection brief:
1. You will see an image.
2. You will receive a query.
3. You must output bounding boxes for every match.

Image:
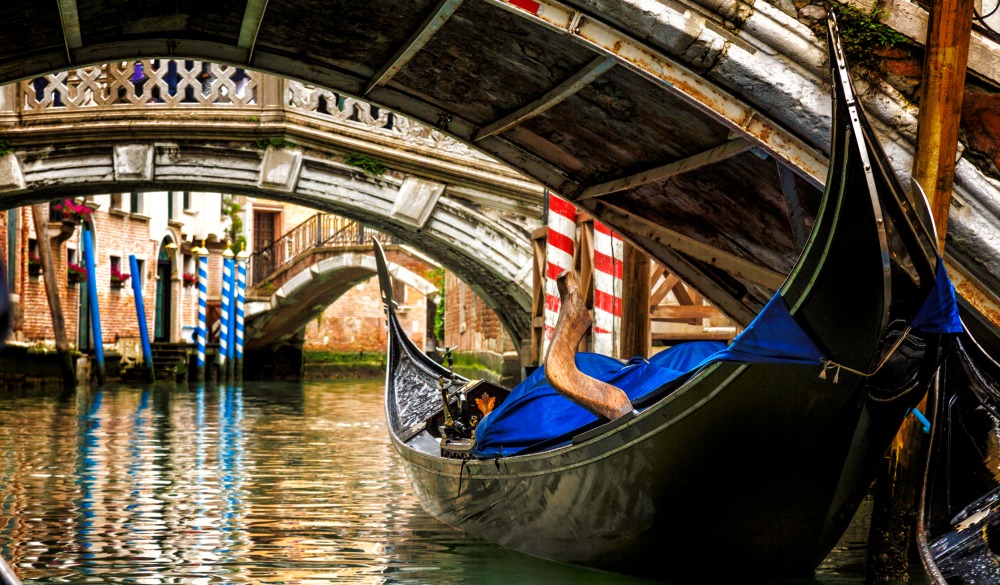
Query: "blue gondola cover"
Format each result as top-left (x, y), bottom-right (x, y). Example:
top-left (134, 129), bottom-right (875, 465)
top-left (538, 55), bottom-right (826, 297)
top-left (473, 268), bottom-right (961, 457)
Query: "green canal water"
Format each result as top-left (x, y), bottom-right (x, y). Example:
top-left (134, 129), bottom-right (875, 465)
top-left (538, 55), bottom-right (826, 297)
top-left (0, 380), bottom-right (894, 583)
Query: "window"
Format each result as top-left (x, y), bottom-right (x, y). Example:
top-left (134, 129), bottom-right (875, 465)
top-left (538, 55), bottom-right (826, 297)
top-left (130, 193), bottom-right (141, 214)
top-left (167, 191), bottom-right (175, 220)
top-left (183, 191), bottom-right (190, 211)
top-left (110, 255), bottom-right (120, 274)
top-left (111, 193), bottom-right (124, 211)
top-left (67, 248), bottom-right (76, 266)
top-left (135, 259), bottom-right (145, 289)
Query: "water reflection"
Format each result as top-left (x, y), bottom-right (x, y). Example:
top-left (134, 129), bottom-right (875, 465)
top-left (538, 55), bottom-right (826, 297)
top-left (0, 381), bottom-right (879, 584)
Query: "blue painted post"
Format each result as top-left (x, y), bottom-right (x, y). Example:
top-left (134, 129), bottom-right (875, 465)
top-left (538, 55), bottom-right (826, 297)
top-left (218, 250), bottom-right (233, 382)
top-left (82, 228), bottom-right (105, 385)
top-left (235, 248), bottom-right (247, 380)
top-left (225, 250), bottom-right (237, 381)
top-left (196, 245), bottom-right (208, 382)
top-left (129, 254), bottom-right (154, 382)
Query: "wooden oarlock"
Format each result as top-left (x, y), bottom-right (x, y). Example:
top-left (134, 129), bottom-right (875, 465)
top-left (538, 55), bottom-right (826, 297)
top-left (544, 269), bottom-right (634, 421)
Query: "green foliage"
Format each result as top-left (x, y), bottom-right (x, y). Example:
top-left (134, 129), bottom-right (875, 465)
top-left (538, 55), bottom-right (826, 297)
top-left (303, 350), bottom-right (386, 365)
top-left (0, 139), bottom-right (11, 156)
top-left (252, 137), bottom-right (291, 150)
top-left (344, 152), bottom-right (387, 177)
top-left (834, 2), bottom-right (909, 71)
top-left (434, 279), bottom-right (446, 344)
top-left (221, 195), bottom-right (246, 254)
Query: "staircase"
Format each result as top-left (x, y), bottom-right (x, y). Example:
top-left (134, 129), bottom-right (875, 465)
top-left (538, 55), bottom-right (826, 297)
top-left (151, 342), bottom-right (190, 383)
top-left (251, 214), bottom-right (398, 287)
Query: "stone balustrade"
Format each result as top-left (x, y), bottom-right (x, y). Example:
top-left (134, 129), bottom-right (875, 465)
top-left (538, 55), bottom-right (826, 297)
top-left (8, 60), bottom-right (490, 164)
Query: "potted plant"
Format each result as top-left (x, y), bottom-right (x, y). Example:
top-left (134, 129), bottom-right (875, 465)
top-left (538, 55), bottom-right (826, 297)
top-left (52, 199), bottom-right (92, 225)
top-left (183, 272), bottom-right (197, 288)
top-left (28, 251), bottom-right (42, 276)
top-left (110, 267), bottom-right (131, 289)
top-left (67, 262), bottom-right (87, 284)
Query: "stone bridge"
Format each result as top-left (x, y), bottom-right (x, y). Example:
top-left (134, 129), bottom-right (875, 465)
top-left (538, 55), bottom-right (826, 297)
top-left (2, 0), bottom-right (1000, 337)
top-left (0, 67), bottom-right (541, 346)
top-left (243, 217), bottom-right (440, 354)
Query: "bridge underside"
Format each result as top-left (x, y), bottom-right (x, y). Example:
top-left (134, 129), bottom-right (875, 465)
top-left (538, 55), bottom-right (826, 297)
top-left (3, 0), bottom-right (1000, 330)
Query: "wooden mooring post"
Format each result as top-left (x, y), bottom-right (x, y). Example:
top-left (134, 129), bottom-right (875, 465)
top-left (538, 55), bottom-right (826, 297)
top-left (868, 0), bottom-right (974, 580)
top-left (29, 205), bottom-right (76, 389)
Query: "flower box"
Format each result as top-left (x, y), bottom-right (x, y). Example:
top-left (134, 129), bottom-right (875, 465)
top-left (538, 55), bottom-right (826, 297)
top-left (110, 267), bottom-right (131, 289)
top-left (52, 199), bottom-right (93, 224)
top-left (67, 262), bottom-right (87, 284)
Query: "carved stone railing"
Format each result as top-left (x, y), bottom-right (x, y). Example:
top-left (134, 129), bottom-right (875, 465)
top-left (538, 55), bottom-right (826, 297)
top-left (20, 61), bottom-right (257, 109)
top-left (13, 60), bottom-right (489, 162)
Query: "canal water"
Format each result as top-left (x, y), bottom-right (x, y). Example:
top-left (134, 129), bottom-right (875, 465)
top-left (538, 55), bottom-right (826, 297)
top-left (0, 380), bottom-right (899, 584)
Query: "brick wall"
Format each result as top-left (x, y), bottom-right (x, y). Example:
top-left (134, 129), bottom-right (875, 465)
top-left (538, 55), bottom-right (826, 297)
top-left (302, 248), bottom-right (437, 352)
top-left (443, 271), bottom-right (513, 354)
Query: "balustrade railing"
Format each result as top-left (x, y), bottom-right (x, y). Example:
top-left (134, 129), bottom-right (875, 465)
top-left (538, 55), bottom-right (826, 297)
top-left (250, 213), bottom-right (399, 287)
top-left (14, 61), bottom-right (489, 161)
top-left (21, 60), bottom-right (257, 110)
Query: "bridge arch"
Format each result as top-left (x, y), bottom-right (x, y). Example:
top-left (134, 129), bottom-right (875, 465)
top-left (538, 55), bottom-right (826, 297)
top-left (245, 248), bottom-right (440, 350)
top-left (3, 140), bottom-right (536, 346)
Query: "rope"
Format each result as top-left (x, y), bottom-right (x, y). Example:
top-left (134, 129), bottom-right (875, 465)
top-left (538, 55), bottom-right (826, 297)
top-left (819, 326), bottom-right (912, 384)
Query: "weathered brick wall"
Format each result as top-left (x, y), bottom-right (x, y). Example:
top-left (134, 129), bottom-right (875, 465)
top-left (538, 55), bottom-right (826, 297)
top-left (302, 248), bottom-right (437, 352)
top-left (443, 271), bottom-right (513, 354)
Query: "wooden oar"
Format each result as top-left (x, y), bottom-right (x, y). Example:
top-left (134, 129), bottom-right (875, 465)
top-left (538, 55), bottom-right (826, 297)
top-left (544, 270), bottom-right (634, 421)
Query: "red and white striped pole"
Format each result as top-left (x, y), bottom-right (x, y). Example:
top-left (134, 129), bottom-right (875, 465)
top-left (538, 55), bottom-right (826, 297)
top-left (593, 221), bottom-right (623, 357)
top-left (543, 193), bottom-right (577, 359)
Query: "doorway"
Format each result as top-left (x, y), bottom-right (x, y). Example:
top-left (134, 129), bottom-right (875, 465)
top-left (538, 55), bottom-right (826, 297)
top-left (154, 239), bottom-right (173, 342)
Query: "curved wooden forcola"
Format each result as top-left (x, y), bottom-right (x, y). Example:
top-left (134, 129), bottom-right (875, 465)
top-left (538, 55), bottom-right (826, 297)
top-left (545, 270), bottom-right (633, 421)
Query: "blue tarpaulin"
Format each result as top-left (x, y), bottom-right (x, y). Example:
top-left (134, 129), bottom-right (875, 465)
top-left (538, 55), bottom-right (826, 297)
top-left (472, 264), bottom-right (962, 457)
top-left (912, 262), bottom-right (963, 334)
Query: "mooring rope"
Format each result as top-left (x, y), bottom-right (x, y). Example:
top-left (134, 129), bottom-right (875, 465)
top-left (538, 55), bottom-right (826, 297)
top-left (819, 326), bottom-right (912, 384)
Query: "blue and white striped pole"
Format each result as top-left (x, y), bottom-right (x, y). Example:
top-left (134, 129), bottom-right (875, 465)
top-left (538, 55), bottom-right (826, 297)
top-left (225, 249), bottom-right (237, 381)
top-left (218, 248), bottom-right (233, 382)
top-left (196, 242), bottom-right (208, 382)
top-left (235, 245), bottom-right (247, 381)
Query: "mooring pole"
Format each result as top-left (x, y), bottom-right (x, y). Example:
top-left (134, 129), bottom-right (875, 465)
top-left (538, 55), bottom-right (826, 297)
top-left (29, 205), bottom-right (76, 389)
top-left (195, 242), bottom-right (208, 383)
top-left (226, 248), bottom-right (237, 381)
top-left (868, 1), bottom-right (974, 581)
top-left (218, 247), bottom-right (233, 382)
top-left (912, 0), bottom-right (975, 251)
top-left (129, 254), bottom-right (154, 382)
top-left (235, 244), bottom-right (248, 381)
top-left (82, 227), bottom-right (105, 385)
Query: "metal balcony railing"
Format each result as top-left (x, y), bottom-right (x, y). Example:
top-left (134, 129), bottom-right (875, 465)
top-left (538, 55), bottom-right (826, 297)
top-left (250, 214), bottom-right (399, 287)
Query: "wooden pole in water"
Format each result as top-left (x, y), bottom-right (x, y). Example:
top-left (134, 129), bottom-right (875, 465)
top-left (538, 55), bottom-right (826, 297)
top-left (619, 242), bottom-right (650, 360)
top-left (911, 0), bottom-right (975, 252)
top-left (30, 205), bottom-right (76, 389)
top-left (868, 1), bottom-right (974, 581)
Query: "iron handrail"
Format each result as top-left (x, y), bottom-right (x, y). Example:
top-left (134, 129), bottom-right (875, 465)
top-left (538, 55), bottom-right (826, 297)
top-left (250, 213), bottom-right (398, 286)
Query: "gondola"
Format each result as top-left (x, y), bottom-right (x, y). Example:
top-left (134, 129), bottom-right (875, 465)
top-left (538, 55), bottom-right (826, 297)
top-left (917, 314), bottom-right (1000, 584)
top-left (376, 16), bottom-right (957, 580)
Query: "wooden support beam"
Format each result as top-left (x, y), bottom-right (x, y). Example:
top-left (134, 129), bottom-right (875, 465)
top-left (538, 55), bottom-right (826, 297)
top-left (55, 0), bottom-right (82, 64)
top-left (237, 0), bottom-right (270, 63)
top-left (474, 57), bottom-right (615, 141)
top-left (650, 304), bottom-right (726, 321)
top-left (578, 138), bottom-right (753, 200)
top-left (650, 273), bottom-right (679, 308)
top-left (671, 281), bottom-right (695, 306)
top-left (365, 0), bottom-right (465, 95)
top-left (592, 200), bottom-right (787, 290)
top-left (911, 0), bottom-right (976, 253)
top-left (620, 242), bottom-right (650, 359)
top-left (652, 331), bottom-right (735, 342)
